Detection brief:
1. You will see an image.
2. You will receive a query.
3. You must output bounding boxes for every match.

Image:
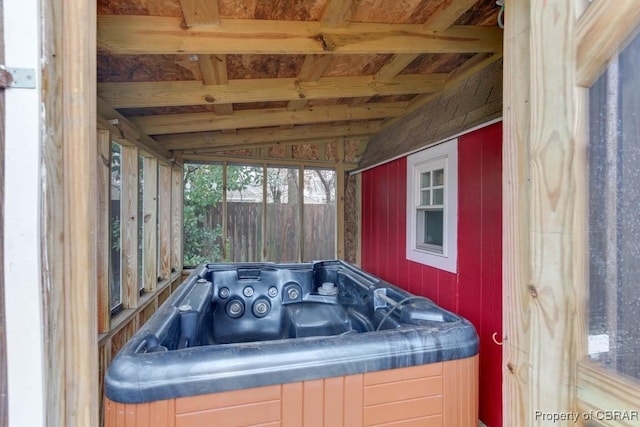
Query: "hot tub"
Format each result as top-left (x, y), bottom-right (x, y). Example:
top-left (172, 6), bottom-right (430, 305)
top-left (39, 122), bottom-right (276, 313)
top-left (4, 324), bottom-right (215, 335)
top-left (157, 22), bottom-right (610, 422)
top-left (104, 260), bottom-right (479, 426)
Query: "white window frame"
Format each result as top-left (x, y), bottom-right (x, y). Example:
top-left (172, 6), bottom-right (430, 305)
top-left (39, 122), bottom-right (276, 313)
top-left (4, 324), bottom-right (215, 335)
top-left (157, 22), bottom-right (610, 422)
top-left (406, 139), bottom-right (458, 273)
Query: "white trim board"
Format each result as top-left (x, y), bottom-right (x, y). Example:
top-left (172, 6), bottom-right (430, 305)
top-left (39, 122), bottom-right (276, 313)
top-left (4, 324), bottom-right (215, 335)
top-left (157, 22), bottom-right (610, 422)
top-left (3, 0), bottom-right (46, 425)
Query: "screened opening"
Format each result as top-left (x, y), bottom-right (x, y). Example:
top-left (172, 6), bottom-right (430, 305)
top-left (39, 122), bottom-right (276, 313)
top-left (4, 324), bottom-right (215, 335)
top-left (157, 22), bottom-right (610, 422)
top-left (303, 169), bottom-right (336, 262)
top-left (110, 141), bottom-right (123, 312)
top-left (183, 163), bottom-right (337, 267)
top-left (588, 29), bottom-right (640, 381)
top-left (226, 164), bottom-right (263, 262)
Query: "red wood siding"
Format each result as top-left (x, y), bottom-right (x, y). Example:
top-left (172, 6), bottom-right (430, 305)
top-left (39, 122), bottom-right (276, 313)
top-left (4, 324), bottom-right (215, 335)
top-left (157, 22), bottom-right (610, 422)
top-left (361, 122), bottom-right (502, 427)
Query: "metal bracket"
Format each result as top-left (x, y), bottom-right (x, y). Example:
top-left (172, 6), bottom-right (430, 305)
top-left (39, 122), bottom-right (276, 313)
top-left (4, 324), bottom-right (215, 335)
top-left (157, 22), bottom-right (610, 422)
top-left (374, 288), bottom-right (397, 310)
top-left (0, 66), bottom-right (36, 89)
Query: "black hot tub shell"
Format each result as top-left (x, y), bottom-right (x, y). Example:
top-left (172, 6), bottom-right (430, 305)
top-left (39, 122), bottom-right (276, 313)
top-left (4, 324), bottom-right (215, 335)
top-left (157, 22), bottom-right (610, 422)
top-left (105, 260), bottom-right (479, 404)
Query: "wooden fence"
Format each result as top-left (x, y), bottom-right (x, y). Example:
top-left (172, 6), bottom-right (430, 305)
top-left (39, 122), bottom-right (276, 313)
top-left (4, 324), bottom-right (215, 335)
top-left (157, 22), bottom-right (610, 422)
top-left (203, 202), bottom-right (336, 263)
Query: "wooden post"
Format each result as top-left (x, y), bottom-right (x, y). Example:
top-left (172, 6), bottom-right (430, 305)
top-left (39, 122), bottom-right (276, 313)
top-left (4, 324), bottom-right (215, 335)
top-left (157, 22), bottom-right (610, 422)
top-left (40, 0), bottom-right (98, 423)
top-left (158, 164), bottom-right (172, 280)
top-left (222, 161), bottom-right (228, 261)
top-left (97, 130), bottom-right (112, 333)
top-left (171, 166), bottom-right (183, 272)
top-left (262, 163), bottom-right (268, 261)
top-left (143, 156), bottom-right (158, 292)
top-left (0, 3), bottom-right (6, 423)
top-left (502, 0), bottom-right (532, 422)
top-left (503, 0), bottom-right (583, 424)
top-left (336, 137), bottom-right (345, 260)
top-left (121, 144), bottom-right (139, 308)
top-left (298, 165), bottom-right (304, 262)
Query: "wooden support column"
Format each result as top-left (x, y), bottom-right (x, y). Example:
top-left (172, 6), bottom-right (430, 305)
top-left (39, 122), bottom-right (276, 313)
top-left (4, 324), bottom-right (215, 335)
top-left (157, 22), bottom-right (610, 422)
top-left (143, 156), bottom-right (158, 292)
top-left (503, 0), bottom-right (532, 422)
top-left (97, 130), bottom-right (111, 333)
top-left (298, 165), bottom-right (305, 262)
top-left (40, 0), bottom-right (98, 423)
top-left (503, 0), bottom-right (582, 424)
top-left (121, 144), bottom-right (139, 308)
top-left (171, 166), bottom-right (183, 272)
top-left (158, 164), bottom-right (172, 280)
top-left (336, 137), bottom-right (345, 260)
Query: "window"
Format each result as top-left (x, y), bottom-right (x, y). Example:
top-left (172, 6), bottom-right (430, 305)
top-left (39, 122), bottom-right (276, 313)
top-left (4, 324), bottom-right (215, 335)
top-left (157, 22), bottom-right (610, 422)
top-left (406, 139), bottom-right (458, 272)
top-left (110, 142), bottom-right (123, 312)
top-left (588, 30), bottom-right (640, 381)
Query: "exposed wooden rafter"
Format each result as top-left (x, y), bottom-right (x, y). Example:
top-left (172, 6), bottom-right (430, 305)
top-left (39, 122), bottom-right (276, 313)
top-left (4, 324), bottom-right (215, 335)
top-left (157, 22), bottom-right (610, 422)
top-left (374, 54), bottom-right (421, 82)
top-left (181, 152), bottom-right (361, 171)
top-left (98, 74), bottom-right (447, 109)
top-left (156, 121), bottom-right (382, 150)
top-left (96, 97), bottom-right (172, 160)
top-left (320, 0), bottom-right (355, 28)
top-left (131, 102), bottom-right (407, 135)
top-left (287, 0), bottom-right (355, 111)
top-left (350, 53), bottom-right (420, 105)
top-left (287, 55), bottom-right (333, 111)
top-left (179, 0), bottom-right (220, 27)
top-left (95, 1), bottom-right (503, 161)
top-left (181, 136), bottom-right (345, 154)
top-left (198, 54), bottom-right (233, 116)
top-left (422, 0), bottom-right (480, 33)
top-left (97, 15), bottom-right (503, 55)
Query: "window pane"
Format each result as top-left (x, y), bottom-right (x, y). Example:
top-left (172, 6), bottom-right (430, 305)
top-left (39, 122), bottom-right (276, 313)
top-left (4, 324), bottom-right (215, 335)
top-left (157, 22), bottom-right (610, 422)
top-left (138, 155), bottom-right (144, 292)
top-left (416, 209), bottom-right (444, 253)
top-left (433, 169), bottom-right (444, 186)
top-left (226, 165), bottom-right (263, 262)
top-left (110, 142), bottom-right (122, 311)
top-left (424, 210), bottom-right (444, 247)
top-left (183, 164), bottom-right (225, 266)
top-left (588, 30), bottom-right (640, 380)
top-left (303, 169), bottom-right (336, 261)
top-left (266, 167), bottom-right (300, 262)
top-left (420, 171), bottom-right (430, 188)
top-left (433, 188), bottom-right (444, 205)
top-left (421, 189), bottom-right (431, 205)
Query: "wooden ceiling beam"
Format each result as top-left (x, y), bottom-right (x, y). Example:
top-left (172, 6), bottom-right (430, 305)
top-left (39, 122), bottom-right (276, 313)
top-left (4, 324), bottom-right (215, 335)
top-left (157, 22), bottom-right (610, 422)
top-left (97, 74), bottom-right (447, 108)
top-left (155, 121), bottom-right (383, 150)
top-left (96, 97), bottom-right (172, 160)
top-left (182, 136), bottom-right (339, 154)
top-left (348, 53), bottom-right (421, 105)
top-left (320, 0), bottom-right (355, 28)
top-left (374, 54), bottom-right (421, 82)
top-left (179, 0), bottom-right (220, 27)
top-left (131, 102), bottom-right (407, 135)
top-left (199, 54), bottom-right (228, 85)
top-left (287, 54), bottom-right (333, 111)
top-left (97, 15), bottom-right (503, 55)
top-left (182, 152), bottom-right (360, 170)
top-left (422, 0), bottom-right (479, 33)
top-left (198, 54), bottom-right (233, 116)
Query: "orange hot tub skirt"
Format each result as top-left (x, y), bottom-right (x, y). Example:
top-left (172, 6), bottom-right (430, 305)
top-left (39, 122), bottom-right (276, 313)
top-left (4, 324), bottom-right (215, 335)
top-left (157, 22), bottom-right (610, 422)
top-left (105, 354), bottom-right (478, 427)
